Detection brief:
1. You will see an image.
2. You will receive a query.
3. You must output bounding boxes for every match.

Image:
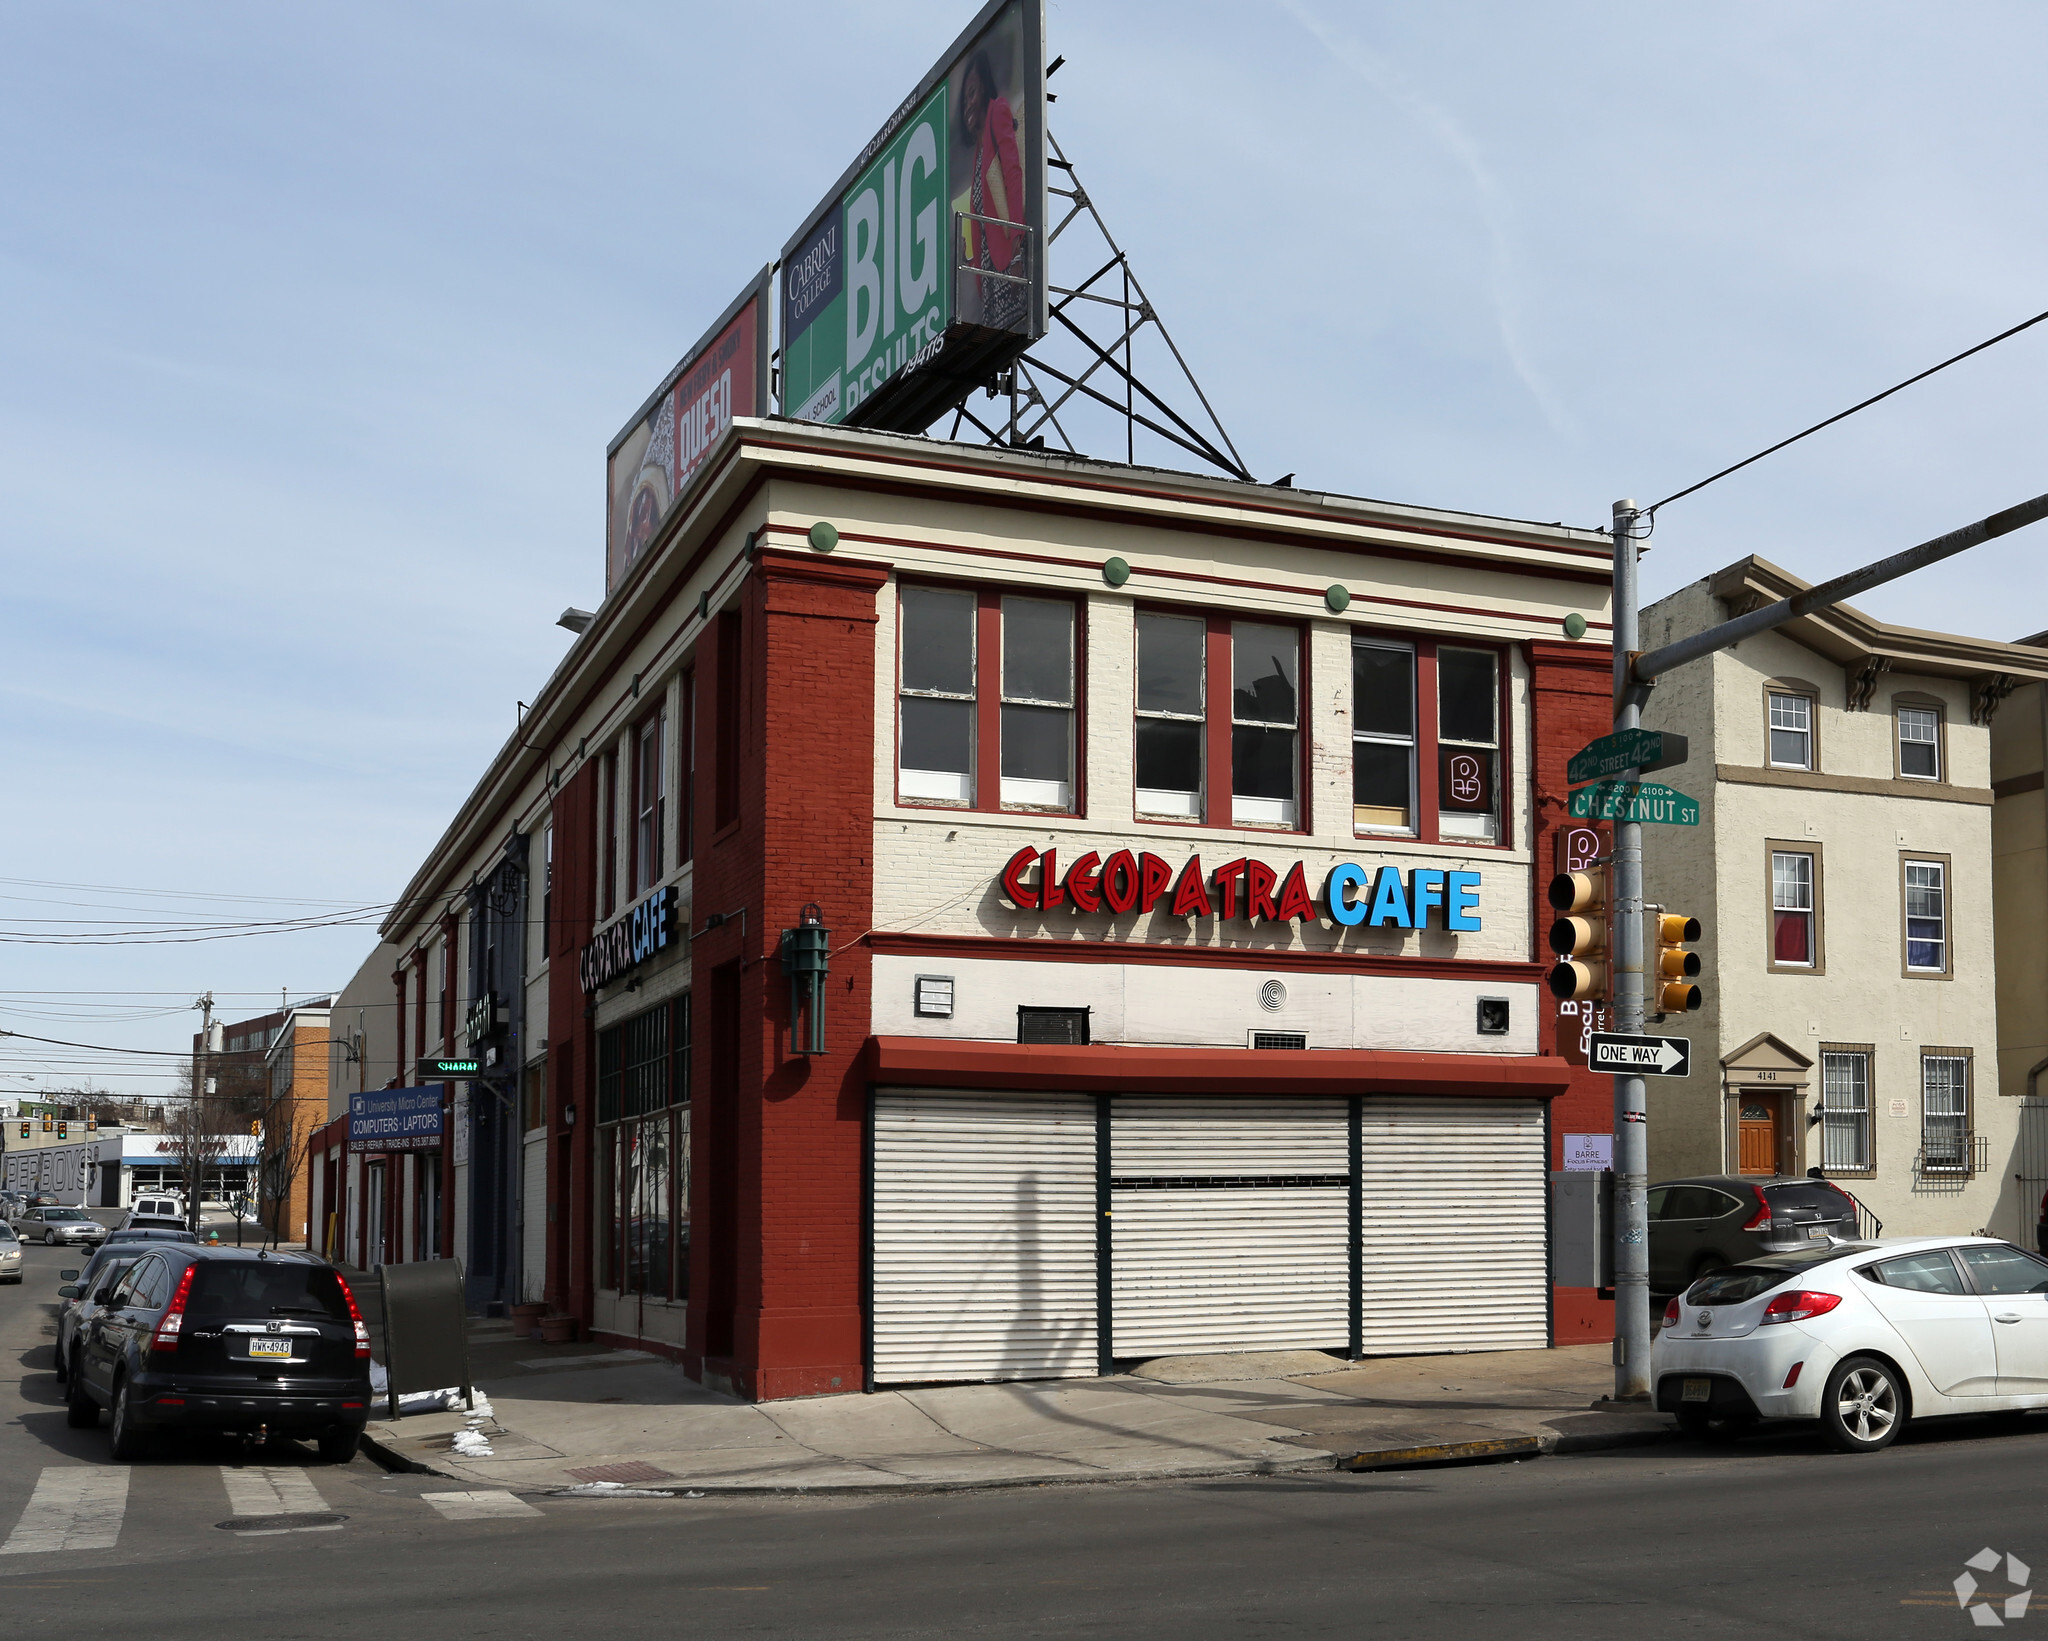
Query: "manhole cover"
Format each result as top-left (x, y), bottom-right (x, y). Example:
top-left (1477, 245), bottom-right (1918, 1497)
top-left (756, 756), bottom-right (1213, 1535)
top-left (565, 1461), bottom-right (674, 1485)
top-left (215, 1512), bottom-right (348, 1533)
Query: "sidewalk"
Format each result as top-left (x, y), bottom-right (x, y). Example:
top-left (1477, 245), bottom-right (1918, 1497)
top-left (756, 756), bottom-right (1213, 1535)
top-left (358, 1317), bottom-right (1676, 1493)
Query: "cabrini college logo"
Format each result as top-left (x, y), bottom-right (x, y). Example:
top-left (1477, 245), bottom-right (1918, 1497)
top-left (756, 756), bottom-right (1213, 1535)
top-left (1957, 1548), bottom-right (2032, 1627)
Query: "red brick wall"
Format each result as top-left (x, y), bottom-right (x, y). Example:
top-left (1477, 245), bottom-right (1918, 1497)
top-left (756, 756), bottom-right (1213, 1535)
top-left (549, 762), bottom-right (598, 1321)
top-left (1528, 638), bottom-right (1618, 1344)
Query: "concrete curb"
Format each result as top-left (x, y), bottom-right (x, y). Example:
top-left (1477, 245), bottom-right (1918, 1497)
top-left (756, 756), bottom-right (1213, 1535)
top-left (1334, 1421), bottom-right (1678, 1472)
top-left (357, 1428), bottom-right (450, 1478)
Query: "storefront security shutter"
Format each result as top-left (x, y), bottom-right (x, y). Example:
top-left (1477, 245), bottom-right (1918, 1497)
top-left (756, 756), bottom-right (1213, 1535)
top-left (872, 1091), bottom-right (1098, 1385)
top-left (1358, 1098), bottom-right (1547, 1354)
top-left (520, 1135), bottom-right (547, 1303)
top-left (1110, 1098), bottom-right (1349, 1359)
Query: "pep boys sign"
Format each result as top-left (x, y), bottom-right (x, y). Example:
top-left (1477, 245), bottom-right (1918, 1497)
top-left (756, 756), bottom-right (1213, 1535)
top-left (998, 846), bottom-right (1482, 931)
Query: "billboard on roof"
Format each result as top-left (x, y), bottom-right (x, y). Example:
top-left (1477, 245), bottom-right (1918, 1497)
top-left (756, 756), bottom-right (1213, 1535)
top-left (779, 0), bottom-right (1045, 435)
top-left (605, 267), bottom-right (771, 595)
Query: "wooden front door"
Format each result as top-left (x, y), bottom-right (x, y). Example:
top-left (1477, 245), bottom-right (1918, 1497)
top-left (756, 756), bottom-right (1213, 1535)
top-left (1737, 1094), bottom-right (1781, 1175)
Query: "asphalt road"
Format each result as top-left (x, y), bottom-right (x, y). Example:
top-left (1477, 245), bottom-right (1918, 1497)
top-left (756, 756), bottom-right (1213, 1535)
top-left (4, 1232), bottom-right (2045, 1638)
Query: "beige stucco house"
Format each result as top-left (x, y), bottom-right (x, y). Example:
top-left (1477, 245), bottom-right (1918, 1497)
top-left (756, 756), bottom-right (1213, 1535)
top-left (1991, 636), bottom-right (2048, 1228)
top-left (1639, 558), bottom-right (2048, 1243)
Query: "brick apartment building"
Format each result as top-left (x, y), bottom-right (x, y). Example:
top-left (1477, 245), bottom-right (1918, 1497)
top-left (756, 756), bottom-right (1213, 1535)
top-left (319, 419), bottom-right (1626, 1401)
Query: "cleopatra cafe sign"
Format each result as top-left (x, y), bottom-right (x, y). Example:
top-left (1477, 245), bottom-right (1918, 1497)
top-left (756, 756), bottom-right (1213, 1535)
top-left (580, 885), bottom-right (679, 993)
top-left (997, 847), bottom-right (1483, 931)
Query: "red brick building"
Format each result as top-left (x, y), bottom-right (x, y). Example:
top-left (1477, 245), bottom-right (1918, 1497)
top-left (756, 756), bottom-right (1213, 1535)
top-left (346, 421), bottom-right (1619, 1399)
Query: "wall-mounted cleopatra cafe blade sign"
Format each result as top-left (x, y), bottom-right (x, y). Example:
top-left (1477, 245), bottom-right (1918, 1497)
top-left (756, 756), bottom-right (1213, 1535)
top-left (998, 847), bottom-right (1483, 931)
top-left (606, 267), bottom-right (772, 596)
top-left (779, 0), bottom-right (1046, 435)
top-left (580, 886), bottom-right (680, 994)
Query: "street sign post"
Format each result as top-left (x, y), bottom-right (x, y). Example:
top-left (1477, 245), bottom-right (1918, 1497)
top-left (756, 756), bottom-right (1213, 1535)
top-left (1567, 728), bottom-right (1688, 786)
top-left (1568, 781), bottom-right (1700, 825)
top-left (1588, 1032), bottom-right (1692, 1077)
top-left (417, 1056), bottom-right (481, 1081)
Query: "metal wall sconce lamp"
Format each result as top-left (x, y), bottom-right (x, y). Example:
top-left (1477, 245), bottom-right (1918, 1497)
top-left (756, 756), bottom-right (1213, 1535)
top-left (779, 902), bottom-right (830, 1056)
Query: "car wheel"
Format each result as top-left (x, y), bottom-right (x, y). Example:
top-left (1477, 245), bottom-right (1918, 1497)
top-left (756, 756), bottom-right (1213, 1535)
top-left (108, 1377), bottom-right (148, 1461)
top-left (65, 1368), bottom-right (98, 1429)
top-left (318, 1427), bottom-right (360, 1465)
top-left (44, 1232), bottom-right (56, 1246)
top-left (1821, 1355), bottom-right (1905, 1454)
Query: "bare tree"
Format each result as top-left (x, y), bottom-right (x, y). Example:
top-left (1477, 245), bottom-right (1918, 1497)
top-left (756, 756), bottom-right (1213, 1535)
top-left (169, 1061), bottom-right (239, 1233)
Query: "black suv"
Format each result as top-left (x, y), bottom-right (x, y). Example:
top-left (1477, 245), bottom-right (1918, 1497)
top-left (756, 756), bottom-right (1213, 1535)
top-left (66, 1246), bottom-right (373, 1461)
top-left (1648, 1175), bottom-right (1864, 1294)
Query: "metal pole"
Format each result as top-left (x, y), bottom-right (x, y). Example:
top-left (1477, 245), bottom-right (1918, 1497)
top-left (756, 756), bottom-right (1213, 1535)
top-left (193, 993), bottom-right (212, 1236)
top-left (1610, 502), bottom-right (1652, 1401)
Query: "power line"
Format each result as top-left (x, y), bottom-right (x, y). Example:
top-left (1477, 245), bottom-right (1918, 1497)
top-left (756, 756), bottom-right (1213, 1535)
top-left (1649, 304), bottom-right (2048, 516)
top-left (0, 875), bottom-right (388, 908)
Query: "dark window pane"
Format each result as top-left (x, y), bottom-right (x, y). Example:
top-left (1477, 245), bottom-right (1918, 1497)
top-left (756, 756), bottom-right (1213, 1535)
top-left (1137, 613), bottom-right (1204, 715)
top-left (1232, 724), bottom-right (1296, 800)
top-left (1352, 740), bottom-right (1411, 810)
top-left (901, 696), bottom-right (973, 774)
top-left (1901, 740), bottom-right (1938, 778)
top-left (1232, 623), bottom-right (1298, 725)
top-left (900, 586), bottom-right (975, 695)
top-left (1002, 598), bottom-right (1072, 705)
top-left (1353, 646), bottom-right (1413, 738)
top-left (1439, 647), bottom-right (1498, 743)
top-left (1136, 718), bottom-right (1201, 793)
top-left (1018, 1007), bottom-right (1090, 1045)
top-left (1770, 727), bottom-right (1810, 768)
top-left (1001, 704), bottom-right (1071, 783)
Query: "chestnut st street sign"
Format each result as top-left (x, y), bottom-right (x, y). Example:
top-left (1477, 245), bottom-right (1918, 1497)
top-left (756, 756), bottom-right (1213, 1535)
top-left (1568, 780), bottom-right (1700, 826)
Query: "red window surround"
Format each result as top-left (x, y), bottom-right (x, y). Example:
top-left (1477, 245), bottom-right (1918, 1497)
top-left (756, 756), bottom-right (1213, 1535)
top-left (895, 581), bottom-right (1086, 816)
top-left (1350, 632), bottom-right (1515, 851)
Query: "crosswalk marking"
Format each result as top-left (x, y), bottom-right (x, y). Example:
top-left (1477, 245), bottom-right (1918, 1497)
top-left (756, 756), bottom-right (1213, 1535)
top-left (219, 1466), bottom-right (329, 1519)
top-left (0, 1469), bottom-right (130, 1555)
top-left (422, 1489), bottom-right (543, 1521)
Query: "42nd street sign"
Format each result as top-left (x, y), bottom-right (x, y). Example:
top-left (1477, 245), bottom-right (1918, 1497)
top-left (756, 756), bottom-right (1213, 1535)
top-left (1567, 728), bottom-right (1689, 786)
top-left (1588, 1033), bottom-right (1692, 1077)
top-left (1568, 780), bottom-right (1700, 826)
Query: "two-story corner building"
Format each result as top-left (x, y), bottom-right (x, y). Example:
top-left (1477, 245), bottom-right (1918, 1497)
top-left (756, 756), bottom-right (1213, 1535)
top-left (1640, 560), bottom-right (2048, 1246)
top-left (363, 418), bottom-right (1629, 1401)
top-left (307, 942), bottom-right (403, 1268)
top-left (1991, 632), bottom-right (2048, 1231)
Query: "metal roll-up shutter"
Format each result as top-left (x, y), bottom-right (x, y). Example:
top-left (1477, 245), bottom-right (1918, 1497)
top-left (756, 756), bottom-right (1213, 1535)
top-left (872, 1090), bottom-right (1097, 1384)
top-left (520, 1135), bottom-right (547, 1302)
top-left (1359, 1097), bottom-right (1548, 1354)
top-left (1110, 1097), bottom-right (1349, 1358)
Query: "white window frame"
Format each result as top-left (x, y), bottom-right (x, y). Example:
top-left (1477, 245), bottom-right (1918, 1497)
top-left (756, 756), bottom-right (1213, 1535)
top-left (1770, 850), bottom-right (1816, 969)
top-left (1921, 1055), bottom-right (1969, 1172)
top-left (996, 594), bottom-right (1075, 811)
top-left (1134, 611), bottom-right (1206, 820)
top-left (1897, 705), bottom-right (1941, 781)
top-left (897, 585), bottom-right (978, 805)
top-left (1904, 858), bottom-right (1948, 974)
top-left (1819, 1050), bottom-right (1870, 1172)
top-left (1768, 691), bottom-right (1813, 770)
top-left (1351, 638), bottom-right (1416, 837)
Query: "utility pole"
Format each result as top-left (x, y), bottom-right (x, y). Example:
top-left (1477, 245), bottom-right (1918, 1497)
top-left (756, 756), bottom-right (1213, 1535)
top-left (1603, 487), bottom-right (2048, 1404)
top-left (1609, 502), bottom-right (1652, 1401)
top-left (191, 992), bottom-right (214, 1236)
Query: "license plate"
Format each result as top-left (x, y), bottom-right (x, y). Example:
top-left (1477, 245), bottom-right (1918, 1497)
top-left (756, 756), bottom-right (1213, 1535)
top-left (246, 1336), bottom-right (294, 1359)
top-left (1808, 1228), bottom-right (1830, 1241)
top-left (1681, 1377), bottom-right (1713, 1403)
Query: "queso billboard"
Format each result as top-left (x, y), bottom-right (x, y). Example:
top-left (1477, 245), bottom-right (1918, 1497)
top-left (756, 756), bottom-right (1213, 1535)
top-left (780, 0), bottom-right (1045, 435)
top-left (605, 267), bottom-right (771, 595)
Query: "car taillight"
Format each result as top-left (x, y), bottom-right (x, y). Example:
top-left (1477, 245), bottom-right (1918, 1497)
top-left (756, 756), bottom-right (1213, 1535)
top-left (1663, 1298), bottom-right (1680, 1326)
top-left (150, 1264), bottom-right (196, 1354)
top-left (333, 1270), bottom-right (371, 1359)
top-left (1742, 1186), bottom-right (1773, 1231)
top-left (1760, 1290), bottom-right (1843, 1325)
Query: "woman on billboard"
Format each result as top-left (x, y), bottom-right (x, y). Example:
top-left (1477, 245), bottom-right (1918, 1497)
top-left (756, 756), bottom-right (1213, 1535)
top-left (958, 46), bottom-right (1025, 332)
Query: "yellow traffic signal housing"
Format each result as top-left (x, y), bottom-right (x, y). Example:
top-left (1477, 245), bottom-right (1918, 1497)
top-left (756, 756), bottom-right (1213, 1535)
top-left (1546, 868), bottom-right (1611, 1002)
top-left (1654, 912), bottom-right (1704, 1013)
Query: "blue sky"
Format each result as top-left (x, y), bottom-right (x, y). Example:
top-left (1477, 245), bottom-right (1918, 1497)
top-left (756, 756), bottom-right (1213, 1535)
top-left (3, 2), bottom-right (2043, 1087)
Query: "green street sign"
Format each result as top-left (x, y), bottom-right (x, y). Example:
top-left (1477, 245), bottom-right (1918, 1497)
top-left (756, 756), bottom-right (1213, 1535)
top-left (1568, 780), bottom-right (1700, 826)
top-left (417, 1056), bottom-right (481, 1081)
top-left (1567, 728), bottom-right (1689, 786)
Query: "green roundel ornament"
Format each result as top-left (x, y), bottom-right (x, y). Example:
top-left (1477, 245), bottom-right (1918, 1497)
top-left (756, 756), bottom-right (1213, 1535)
top-left (808, 521), bottom-right (839, 553)
top-left (1563, 612), bottom-right (1588, 640)
top-left (1102, 557), bottom-right (1131, 588)
top-left (1325, 585), bottom-right (1351, 614)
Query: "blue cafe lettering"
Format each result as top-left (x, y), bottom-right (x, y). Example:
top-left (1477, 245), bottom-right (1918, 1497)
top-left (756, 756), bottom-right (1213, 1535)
top-left (579, 885), bottom-right (680, 994)
top-left (998, 847), bottom-right (1481, 931)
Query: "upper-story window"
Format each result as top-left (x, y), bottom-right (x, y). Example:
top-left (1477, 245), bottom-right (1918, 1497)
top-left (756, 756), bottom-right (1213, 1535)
top-left (897, 583), bottom-right (1078, 812)
top-left (1350, 637), bottom-right (1507, 845)
top-left (1132, 612), bottom-right (1302, 828)
top-left (1904, 856), bottom-right (1949, 975)
top-left (1897, 705), bottom-right (1941, 780)
top-left (1351, 641), bottom-right (1415, 833)
top-left (1231, 623), bottom-right (1299, 827)
top-left (634, 707), bottom-right (666, 895)
top-left (1767, 691), bottom-right (1813, 770)
top-left (1437, 646), bottom-right (1499, 842)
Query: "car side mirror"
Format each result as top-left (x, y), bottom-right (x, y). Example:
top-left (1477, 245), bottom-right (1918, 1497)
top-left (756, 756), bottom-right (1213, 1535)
top-left (57, 1285), bottom-right (79, 1300)
top-left (60, 1269), bottom-right (79, 1281)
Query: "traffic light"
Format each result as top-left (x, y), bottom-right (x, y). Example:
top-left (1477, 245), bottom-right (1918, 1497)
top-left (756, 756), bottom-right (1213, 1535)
top-left (1654, 912), bottom-right (1704, 1013)
top-left (1546, 868), bottom-right (1611, 1002)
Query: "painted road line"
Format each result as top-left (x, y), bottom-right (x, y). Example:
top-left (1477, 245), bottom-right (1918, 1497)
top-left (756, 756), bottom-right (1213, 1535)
top-left (423, 1490), bottom-right (544, 1521)
top-left (219, 1467), bottom-right (330, 1517)
top-left (0, 1469), bottom-right (130, 1555)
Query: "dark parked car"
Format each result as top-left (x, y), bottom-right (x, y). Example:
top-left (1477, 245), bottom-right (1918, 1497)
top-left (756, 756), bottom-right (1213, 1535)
top-left (53, 1249), bottom-right (143, 1380)
top-left (66, 1247), bottom-right (373, 1462)
top-left (104, 1226), bottom-right (200, 1247)
top-left (1648, 1175), bottom-right (1863, 1294)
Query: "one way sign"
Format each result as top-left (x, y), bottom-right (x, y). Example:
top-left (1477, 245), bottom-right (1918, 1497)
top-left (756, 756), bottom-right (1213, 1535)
top-left (1588, 1033), bottom-right (1692, 1077)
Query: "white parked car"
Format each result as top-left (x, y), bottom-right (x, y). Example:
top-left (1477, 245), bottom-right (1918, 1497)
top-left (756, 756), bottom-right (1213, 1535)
top-left (0, 1222), bottom-right (19, 1283)
top-left (1654, 1235), bottom-right (2048, 1452)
